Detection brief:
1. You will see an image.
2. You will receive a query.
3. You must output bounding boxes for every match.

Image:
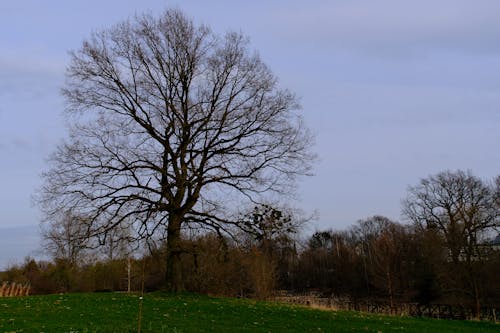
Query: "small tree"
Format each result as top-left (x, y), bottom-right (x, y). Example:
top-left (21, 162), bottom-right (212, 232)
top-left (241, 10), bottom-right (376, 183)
top-left (41, 210), bottom-right (91, 266)
top-left (37, 9), bottom-right (313, 291)
top-left (237, 204), bottom-right (303, 295)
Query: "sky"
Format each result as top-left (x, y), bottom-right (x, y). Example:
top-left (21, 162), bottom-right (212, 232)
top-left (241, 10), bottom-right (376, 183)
top-left (1, 0), bottom-right (499, 269)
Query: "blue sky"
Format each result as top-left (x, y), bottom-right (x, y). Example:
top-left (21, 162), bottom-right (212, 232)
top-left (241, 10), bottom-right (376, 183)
top-left (1, 0), bottom-right (499, 269)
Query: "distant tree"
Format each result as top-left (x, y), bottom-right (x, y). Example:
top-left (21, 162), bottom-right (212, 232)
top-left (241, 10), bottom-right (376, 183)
top-left (403, 170), bottom-right (498, 263)
top-left (351, 216), bottom-right (413, 305)
top-left (41, 210), bottom-right (91, 266)
top-left (308, 231), bottom-right (335, 251)
top-left (300, 229), bottom-right (362, 296)
top-left (37, 9), bottom-right (313, 291)
top-left (238, 204), bottom-right (301, 248)
top-left (236, 204), bottom-right (304, 293)
top-left (350, 216), bottom-right (390, 296)
top-left (369, 221), bottom-right (407, 308)
top-left (99, 225), bottom-right (133, 261)
top-left (403, 170), bottom-right (498, 317)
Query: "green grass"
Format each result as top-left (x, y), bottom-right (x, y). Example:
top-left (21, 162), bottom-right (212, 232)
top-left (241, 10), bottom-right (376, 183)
top-left (0, 292), bottom-right (497, 332)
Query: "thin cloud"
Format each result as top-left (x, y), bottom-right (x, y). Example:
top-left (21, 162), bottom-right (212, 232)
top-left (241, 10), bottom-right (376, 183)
top-left (0, 225), bottom-right (41, 269)
top-left (10, 138), bottom-right (32, 151)
top-left (268, 0), bottom-right (500, 56)
top-left (0, 55), bottom-right (64, 99)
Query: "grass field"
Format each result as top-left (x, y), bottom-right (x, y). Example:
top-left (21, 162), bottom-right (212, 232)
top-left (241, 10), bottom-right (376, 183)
top-left (0, 292), bottom-right (498, 332)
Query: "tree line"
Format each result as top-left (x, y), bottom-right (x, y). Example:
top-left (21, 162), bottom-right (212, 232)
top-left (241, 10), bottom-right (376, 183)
top-left (3, 170), bottom-right (499, 319)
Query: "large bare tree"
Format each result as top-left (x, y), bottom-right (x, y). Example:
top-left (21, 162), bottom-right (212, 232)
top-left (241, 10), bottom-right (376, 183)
top-left (37, 9), bottom-right (314, 290)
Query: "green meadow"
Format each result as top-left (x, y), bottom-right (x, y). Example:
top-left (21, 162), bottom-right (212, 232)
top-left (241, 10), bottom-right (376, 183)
top-left (0, 293), bottom-right (497, 333)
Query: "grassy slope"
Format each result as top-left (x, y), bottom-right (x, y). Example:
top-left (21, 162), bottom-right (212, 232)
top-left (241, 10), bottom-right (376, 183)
top-left (0, 292), bottom-right (498, 333)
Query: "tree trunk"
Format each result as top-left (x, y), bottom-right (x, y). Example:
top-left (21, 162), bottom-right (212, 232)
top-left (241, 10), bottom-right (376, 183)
top-left (473, 278), bottom-right (481, 319)
top-left (165, 213), bottom-right (184, 292)
top-left (387, 269), bottom-right (394, 313)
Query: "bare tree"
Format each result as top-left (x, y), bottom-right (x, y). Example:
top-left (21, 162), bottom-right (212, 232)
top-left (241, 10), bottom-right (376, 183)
top-left (352, 216), bottom-right (409, 304)
top-left (37, 9), bottom-right (314, 291)
top-left (100, 224), bottom-right (133, 261)
top-left (41, 210), bottom-right (91, 266)
top-left (369, 221), bottom-right (407, 309)
top-left (402, 170), bottom-right (498, 317)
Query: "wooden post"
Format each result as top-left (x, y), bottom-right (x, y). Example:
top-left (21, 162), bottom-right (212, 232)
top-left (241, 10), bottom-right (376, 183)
top-left (8, 283), bottom-right (14, 297)
top-left (0, 282), bottom-right (6, 297)
top-left (127, 257), bottom-right (131, 293)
